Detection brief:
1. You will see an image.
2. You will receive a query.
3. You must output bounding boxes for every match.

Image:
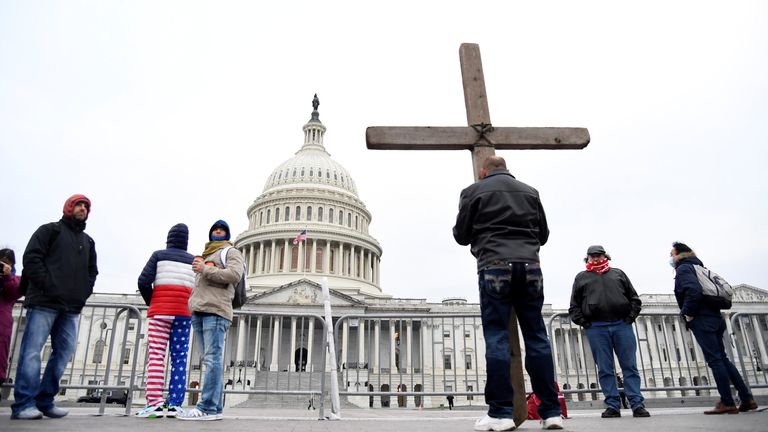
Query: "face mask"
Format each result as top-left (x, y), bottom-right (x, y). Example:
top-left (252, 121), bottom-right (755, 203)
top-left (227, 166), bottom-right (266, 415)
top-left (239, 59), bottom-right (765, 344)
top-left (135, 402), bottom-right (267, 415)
top-left (669, 256), bottom-right (676, 268)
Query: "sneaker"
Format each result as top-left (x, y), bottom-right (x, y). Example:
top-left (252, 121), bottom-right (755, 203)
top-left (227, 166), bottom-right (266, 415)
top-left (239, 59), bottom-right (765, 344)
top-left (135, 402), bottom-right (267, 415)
top-left (738, 399), bottom-right (758, 412)
top-left (177, 408), bottom-right (221, 421)
top-left (704, 402), bottom-right (739, 415)
top-left (601, 408), bottom-right (621, 418)
top-left (632, 407), bottom-right (651, 417)
top-left (542, 416), bottom-right (564, 429)
top-left (135, 404), bottom-right (164, 418)
top-left (474, 414), bottom-right (516, 431)
top-left (10, 407), bottom-right (43, 420)
top-left (164, 405), bottom-right (184, 418)
top-left (40, 406), bottom-right (69, 418)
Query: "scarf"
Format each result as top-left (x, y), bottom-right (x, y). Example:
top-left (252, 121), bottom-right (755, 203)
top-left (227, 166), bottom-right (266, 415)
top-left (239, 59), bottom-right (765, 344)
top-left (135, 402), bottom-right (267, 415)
top-left (202, 240), bottom-right (232, 258)
top-left (586, 258), bottom-right (610, 275)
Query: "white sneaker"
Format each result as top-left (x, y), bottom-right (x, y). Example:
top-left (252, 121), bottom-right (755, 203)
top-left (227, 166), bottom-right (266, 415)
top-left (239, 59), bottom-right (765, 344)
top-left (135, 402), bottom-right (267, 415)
top-left (176, 408), bottom-right (221, 421)
top-left (135, 404), bottom-right (164, 418)
top-left (474, 414), bottom-right (517, 431)
top-left (164, 405), bottom-right (184, 418)
top-left (542, 416), bottom-right (564, 430)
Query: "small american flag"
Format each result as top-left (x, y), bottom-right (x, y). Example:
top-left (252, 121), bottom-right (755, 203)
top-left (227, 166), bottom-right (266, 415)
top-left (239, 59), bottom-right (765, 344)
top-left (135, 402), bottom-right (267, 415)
top-left (292, 229), bottom-right (307, 245)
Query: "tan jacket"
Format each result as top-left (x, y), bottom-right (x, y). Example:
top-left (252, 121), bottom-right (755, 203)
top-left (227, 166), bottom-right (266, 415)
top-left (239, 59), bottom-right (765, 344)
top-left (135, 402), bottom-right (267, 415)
top-left (188, 246), bottom-right (245, 321)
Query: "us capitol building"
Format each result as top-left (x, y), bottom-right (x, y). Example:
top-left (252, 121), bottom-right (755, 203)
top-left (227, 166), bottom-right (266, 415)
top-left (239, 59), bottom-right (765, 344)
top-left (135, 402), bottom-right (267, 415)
top-left (5, 96), bottom-right (768, 408)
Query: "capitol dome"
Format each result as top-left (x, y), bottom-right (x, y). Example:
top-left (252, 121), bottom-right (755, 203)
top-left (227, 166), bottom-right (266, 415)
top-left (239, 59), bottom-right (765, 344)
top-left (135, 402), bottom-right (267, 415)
top-left (234, 95), bottom-right (385, 299)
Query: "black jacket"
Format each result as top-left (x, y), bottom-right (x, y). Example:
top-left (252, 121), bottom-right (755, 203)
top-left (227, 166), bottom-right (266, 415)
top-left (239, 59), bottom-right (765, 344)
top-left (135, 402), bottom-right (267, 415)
top-left (569, 267), bottom-right (642, 327)
top-left (453, 169), bottom-right (549, 270)
top-left (22, 217), bottom-right (98, 313)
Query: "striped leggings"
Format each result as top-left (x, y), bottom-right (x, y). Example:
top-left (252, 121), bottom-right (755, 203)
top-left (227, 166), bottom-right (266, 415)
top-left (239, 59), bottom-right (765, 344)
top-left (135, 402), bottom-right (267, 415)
top-left (145, 315), bottom-right (191, 407)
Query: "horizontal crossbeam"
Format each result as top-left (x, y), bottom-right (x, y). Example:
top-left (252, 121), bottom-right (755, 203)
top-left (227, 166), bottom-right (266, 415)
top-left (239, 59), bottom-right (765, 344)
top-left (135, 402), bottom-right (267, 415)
top-left (366, 126), bottom-right (590, 150)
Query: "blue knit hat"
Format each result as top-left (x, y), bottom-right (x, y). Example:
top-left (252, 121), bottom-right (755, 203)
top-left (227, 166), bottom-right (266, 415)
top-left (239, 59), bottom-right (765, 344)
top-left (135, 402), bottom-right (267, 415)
top-left (209, 220), bottom-right (230, 241)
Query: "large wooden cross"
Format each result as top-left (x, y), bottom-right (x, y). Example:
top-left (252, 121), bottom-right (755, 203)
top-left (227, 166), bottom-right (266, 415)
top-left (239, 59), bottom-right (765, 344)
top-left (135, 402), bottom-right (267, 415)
top-left (366, 43), bottom-right (589, 426)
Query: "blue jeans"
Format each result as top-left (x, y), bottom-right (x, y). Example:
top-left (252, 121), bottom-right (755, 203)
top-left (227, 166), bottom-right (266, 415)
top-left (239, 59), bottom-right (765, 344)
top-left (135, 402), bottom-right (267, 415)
top-left (478, 263), bottom-right (561, 420)
top-left (191, 313), bottom-right (230, 414)
top-left (585, 322), bottom-right (644, 410)
top-left (12, 307), bottom-right (79, 415)
top-left (689, 314), bottom-right (752, 406)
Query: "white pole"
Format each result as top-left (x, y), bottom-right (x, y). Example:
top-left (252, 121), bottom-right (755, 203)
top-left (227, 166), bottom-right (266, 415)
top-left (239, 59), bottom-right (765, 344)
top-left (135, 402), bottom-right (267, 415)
top-left (322, 277), bottom-right (341, 419)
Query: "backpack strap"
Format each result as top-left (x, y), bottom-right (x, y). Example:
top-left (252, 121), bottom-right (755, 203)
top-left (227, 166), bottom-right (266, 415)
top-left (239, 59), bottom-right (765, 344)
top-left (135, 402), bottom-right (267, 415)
top-left (220, 246), bottom-right (232, 268)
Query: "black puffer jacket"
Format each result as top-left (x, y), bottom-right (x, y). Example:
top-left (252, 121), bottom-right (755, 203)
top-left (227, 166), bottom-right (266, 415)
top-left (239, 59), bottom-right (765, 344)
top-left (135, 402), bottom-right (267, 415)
top-left (569, 267), bottom-right (642, 327)
top-left (453, 169), bottom-right (549, 270)
top-left (22, 217), bottom-right (98, 313)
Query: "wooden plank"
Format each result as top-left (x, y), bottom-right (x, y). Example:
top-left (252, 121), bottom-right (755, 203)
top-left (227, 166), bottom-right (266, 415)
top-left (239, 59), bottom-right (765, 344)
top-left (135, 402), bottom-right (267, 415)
top-left (460, 43), bottom-right (491, 126)
top-left (366, 126), bottom-right (590, 150)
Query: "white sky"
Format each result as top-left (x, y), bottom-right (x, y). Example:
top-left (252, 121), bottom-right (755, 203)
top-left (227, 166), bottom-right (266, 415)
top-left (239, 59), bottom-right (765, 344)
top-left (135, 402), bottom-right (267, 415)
top-left (1, 1), bottom-right (766, 309)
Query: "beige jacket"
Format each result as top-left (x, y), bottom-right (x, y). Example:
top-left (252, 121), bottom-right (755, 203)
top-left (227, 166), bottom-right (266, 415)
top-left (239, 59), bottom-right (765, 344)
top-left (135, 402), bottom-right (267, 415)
top-left (188, 246), bottom-right (245, 321)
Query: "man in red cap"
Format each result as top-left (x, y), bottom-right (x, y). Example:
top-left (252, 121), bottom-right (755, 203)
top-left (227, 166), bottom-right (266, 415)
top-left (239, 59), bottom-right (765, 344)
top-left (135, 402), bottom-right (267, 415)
top-left (11, 194), bottom-right (98, 420)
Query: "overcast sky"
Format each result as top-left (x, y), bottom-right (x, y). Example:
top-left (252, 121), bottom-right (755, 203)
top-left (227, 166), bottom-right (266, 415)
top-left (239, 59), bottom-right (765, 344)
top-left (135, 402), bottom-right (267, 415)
top-left (2, 1), bottom-right (766, 309)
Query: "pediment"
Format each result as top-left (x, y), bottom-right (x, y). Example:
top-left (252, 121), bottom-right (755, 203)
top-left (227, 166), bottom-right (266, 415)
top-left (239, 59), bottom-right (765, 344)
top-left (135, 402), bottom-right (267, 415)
top-left (247, 278), bottom-right (366, 307)
top-left (733, 284), bottom-right (768, 303)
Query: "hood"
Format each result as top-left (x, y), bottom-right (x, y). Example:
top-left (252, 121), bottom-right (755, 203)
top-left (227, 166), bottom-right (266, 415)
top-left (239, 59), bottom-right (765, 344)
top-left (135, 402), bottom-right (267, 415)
top-left (166, 223), bottom-right (189, 250)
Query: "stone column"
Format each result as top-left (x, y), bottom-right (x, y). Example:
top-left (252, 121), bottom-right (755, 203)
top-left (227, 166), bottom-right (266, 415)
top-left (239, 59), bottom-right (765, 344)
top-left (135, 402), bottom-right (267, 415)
top-left (248, 244), bottom-right (255, 274)
top-left (236, 316), bottom-right (247, 362)
top-left (270, 317), bottom-right (280, 371)
top-left (406, 321), bottom-right (413, 373)
top-left (373, 320), bottom-right (380, 370)
top-left (270, 240), bottom-right (277, 273)
top-left (350, 245), bottom-right (356, 278)
top-left (307, 319), bottom-right (315, 372)
top-left (341, 320), bottom-right (349, 369)
top-left (390, 320), bottom-right (397, 371)
top-left (298, 239), bottom-right (305, 273)
top-left (751, 316), bottom-right (768, 364)
top-left (358, 248), bottom-right (364, 279)
top-left (323, 240), bottom-right (331, 274)
top-left (257, 242), bottom-right (264, 274)
top-left (254, 317), bottom-right (263, 370)
top-left (282, 239), bottom-right (290, 272)
top-left (290, 317), bottom-right (297, 371)
top-left (339, 243), bottom-right (345, 276)
top-left (358, 319), bottom-right (366, 367)
top-left (311, 239), bottom-right (317, 273)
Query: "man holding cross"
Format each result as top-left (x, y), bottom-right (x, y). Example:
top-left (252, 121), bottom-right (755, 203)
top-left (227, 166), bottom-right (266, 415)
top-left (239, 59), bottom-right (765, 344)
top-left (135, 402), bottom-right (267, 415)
top-left (453, 155), bottom-right (562, 431)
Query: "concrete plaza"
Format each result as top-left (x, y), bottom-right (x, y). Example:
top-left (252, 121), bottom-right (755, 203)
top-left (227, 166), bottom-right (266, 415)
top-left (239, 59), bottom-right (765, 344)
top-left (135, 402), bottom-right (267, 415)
top-left (0, 406), bottom-right (765, 432)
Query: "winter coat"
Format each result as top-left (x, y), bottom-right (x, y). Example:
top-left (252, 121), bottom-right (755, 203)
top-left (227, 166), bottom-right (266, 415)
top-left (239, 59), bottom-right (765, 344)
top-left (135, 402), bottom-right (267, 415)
top-left (22, 217), bottom-right (98, 313)
top-left (137, 224), bottom-right (195, 317)
top-left (188, 245), bottom-right (244, 322)
top-left (0, 270), bottom-right (22, 343)
top-left (453, 169), bottom-right (549, 269)
top-left (673, 252), bottom-right (721, 319)
top-left (569, 267), bottom-right (642, 327)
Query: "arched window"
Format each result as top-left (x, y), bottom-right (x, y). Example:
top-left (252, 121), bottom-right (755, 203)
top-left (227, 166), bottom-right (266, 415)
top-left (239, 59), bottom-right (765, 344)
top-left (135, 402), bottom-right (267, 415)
top-left (338, 210), bottom-right (343, 225)
top-left (307, 206), bottom-right (313, 221)
top-left (334, 171), bottom-right (338, 180)
top-left (318, 207), bottom-right (324, 222)
top-left (266, 209), bottom-right (271, 224)
top-left (309, 168), bottom-right (313, 177)
top-left (275, 207), bottom-right (280, 222)
top-left (292, 168), bottom-right (297, 177)
top-left (347, 212), bottom-right (352, 227)
top-left (329, 208), bottom-right (334, 224)
top-left (290, 247), bottom-right (299, 272)
top-left (296, 206), bottom-right (302, 221)
top-left (278, 245), bottom-right (285, 271)
top-left (329, 249), bottom-right (336, 274)
top-left (93, 339), bottom-right (105, 364)
top-left (304, 246), bottom-right (311, 271)
top-left (285, 206), bottom-right (290, 221)
top-left (316, 248), bottom-right (324, 271)
top-left (301, 167), bottom-right (305, 176)
top-left (259, 211), bottom-right (263, 226)
top-left (355, 215), bottom-right (359, 230)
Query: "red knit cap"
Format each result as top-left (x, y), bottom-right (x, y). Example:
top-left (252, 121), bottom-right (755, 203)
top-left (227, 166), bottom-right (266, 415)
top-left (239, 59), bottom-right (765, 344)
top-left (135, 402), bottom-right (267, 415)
top-left (63, 194), bottom-right (91, 218)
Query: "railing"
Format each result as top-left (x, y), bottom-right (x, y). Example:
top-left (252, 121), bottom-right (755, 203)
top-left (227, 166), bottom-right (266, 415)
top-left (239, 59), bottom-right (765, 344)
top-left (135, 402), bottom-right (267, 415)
top-left (4, 301), bottom-right (766, 416)
top-left (547, 312), bottom-right (768, 402)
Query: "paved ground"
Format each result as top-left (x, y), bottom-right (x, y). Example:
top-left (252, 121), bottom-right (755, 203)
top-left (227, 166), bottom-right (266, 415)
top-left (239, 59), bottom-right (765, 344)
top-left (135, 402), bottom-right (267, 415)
top-left (0, 406), bottom-right (765, 432)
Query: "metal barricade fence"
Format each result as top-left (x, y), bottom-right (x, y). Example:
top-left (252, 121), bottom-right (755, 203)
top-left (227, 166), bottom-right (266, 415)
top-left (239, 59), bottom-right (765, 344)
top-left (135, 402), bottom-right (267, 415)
top-left (548, 311), bottom-right (768, 402)
top-left (332, 313), bottom-right (486, 409)
top-left (3, 302), bottom-right (330, 418)
top-left (3, 302), bottom-right (144, 416)
top-left (729, 312), bottom-right (768, 389)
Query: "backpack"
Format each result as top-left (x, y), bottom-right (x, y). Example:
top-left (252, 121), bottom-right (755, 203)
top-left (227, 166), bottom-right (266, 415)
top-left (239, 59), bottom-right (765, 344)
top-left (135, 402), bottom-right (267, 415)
top-left (220, 246), bottom-right (248, 309)
top-left (692, 264), bottom-right (733, 310)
